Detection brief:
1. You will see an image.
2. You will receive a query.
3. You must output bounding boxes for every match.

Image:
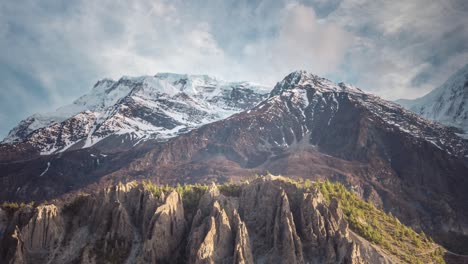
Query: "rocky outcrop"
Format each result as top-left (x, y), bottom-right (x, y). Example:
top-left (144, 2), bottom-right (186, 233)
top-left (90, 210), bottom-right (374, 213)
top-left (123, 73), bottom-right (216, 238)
top-left (1, 182), bottom-right (186, 264)
top-left (14, 205), bottom-right (64, 263)
top-left (188, 178), bottom-right (398, 264)
top-left (186, 183), bottom-right (255, 264)
top-left (232, 211), bottom-right (254, 264)
top-left (141, 191), bottom-right (186, 263)
top-left (0, 208), bottom-right (7, 236)
top-left (0, 178), bottom-right (400, 263)
top-left (188, 200), bottom-right (235, 263)
top-left (236, 177), bottom-right (387, 264)
top-left (238, 180), bottom-right (304, 263)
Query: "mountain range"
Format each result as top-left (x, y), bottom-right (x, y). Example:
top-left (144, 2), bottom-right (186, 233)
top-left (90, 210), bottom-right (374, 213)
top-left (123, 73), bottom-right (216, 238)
top-left (1, 68), bottom-right (468, 262)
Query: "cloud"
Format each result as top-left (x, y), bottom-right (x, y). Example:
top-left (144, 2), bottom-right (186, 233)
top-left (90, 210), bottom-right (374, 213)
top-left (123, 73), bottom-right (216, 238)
top-left (323, 0), bottom-right (468, 99)
top-left (240, 3), bottom-right (351, 83)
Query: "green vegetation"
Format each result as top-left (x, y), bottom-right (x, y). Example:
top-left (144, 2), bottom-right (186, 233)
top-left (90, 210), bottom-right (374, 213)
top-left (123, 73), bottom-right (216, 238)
top-left (1, 201), bottom-right (32, 214)
top-left (175, 183), bottom-right (209, 215)
top-left (314, 180), bottom-right (445, 264)
top-left (142, 180), bottom-right (244, 216)
top-left (142, 180), bottom-right (209, 216)
top-left (218, 182), bottom-right (243, 197)
top-left (142, 180), bottom-right (174, 199)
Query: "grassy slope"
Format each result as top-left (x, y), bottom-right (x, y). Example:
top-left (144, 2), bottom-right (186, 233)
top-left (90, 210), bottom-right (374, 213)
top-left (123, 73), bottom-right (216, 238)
top-left (313, 180), bottom-right (445, 264)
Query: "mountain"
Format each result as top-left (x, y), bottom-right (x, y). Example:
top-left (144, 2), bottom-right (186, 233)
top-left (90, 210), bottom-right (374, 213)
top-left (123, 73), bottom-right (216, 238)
top-left (397, 64), bottom-right (468, 136)
top-left (1, 73), bottom-right (269, 155)
top-left (0, 177), bottom-right (449, 263)
top-left (95, 70), bottom-right (468, 254)
top-left (1, 71), bottom-right (468, 255)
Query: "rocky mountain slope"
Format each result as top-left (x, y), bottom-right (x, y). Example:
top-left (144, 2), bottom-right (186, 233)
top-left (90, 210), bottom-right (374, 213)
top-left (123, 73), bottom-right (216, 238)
top-left (99, 70), bottom-right (468, 254)
top-left (397, 64), bottom-right (468, 136)
top-left (1, 71), bottom-right (468, 255)
top-left (1, 73), bottom-right (269, 154)
top-left (0, 177), bottom-right (447, 264)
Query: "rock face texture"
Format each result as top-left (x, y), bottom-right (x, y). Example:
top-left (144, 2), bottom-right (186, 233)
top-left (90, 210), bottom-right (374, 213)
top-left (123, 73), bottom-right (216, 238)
top-left (15, 205), bottom-right (64, 263)
top-left (0, 182), bottom-right (187, 264)
top-left (0, 179), bottom-right (397, 264)
top-left (142, 191), bottom-right (186, 262)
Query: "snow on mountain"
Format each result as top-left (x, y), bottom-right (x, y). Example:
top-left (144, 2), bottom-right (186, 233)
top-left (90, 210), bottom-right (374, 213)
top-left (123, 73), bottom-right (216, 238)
top-left (2, 73), bottom-right (270, 154)
top-left (265, 70), bottom-right (468, 159)
top-left (397, 64), bottom-right (468, 137)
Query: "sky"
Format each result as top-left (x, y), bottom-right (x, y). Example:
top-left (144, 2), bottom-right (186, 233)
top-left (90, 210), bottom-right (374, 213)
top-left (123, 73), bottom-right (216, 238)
top-left (1, 0), bottom-right (468, 138)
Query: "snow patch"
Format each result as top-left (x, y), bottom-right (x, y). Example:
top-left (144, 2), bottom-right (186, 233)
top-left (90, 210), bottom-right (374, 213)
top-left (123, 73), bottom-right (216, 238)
top-left (39, 162), bottom-right (51, 177)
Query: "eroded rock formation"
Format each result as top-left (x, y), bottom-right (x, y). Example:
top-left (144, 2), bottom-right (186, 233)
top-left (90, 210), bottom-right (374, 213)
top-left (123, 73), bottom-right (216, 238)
top-left (0, 178), bottom-right (396, 264)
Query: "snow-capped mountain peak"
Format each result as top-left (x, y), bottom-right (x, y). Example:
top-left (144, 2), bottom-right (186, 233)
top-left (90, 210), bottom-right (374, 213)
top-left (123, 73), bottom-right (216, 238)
top-left (262, 70), bottom-right (468, 159)
top-left (270, 70), bottom-right (365, 97)
top-left (2, 73), bottom-right (270, 154)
